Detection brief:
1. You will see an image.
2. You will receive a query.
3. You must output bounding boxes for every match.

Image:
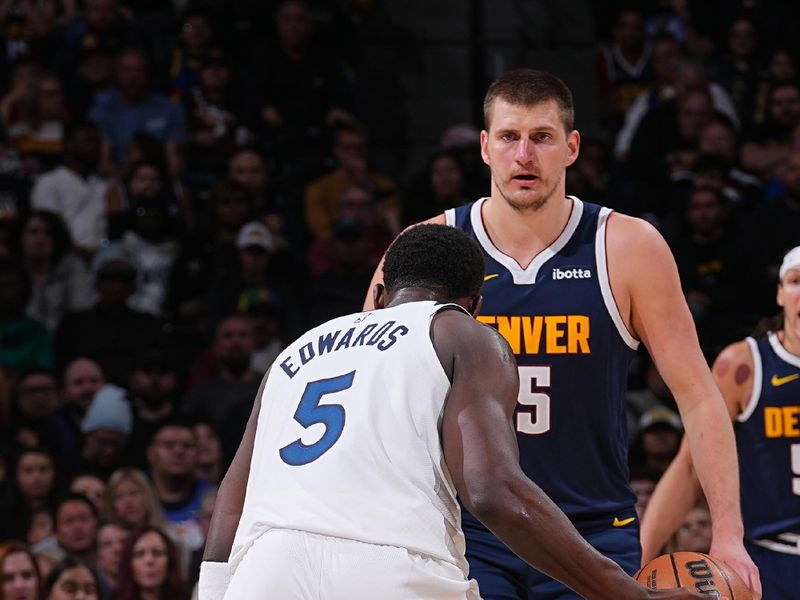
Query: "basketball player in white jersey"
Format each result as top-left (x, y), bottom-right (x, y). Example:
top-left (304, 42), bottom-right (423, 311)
top-left (199, 225), bottom-right (704, 600)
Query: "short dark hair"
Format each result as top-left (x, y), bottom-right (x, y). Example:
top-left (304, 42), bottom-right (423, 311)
top-left (483, 68), bottom-right (575, 132)
top-left (42, 557), bottom-right (100, 600)
top-left (383, 224), bottom-right (484, 300)
top-left (54, 491), bottom-right (99, 524)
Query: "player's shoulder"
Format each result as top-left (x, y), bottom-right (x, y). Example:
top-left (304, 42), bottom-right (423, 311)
top-left (605, 211), bottom-right (673, 268)
top-left (716, 338), bottom-right (755, 369)
top-left (605, 211), bottom-right (664, 245)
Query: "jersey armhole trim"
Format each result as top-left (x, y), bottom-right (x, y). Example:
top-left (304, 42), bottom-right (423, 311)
top-left (596, 208), bottom-right (639, 350)
top-left (444, 208), bottom-right (456, 227)
top-left (737, 337), bottom-right (761, 423)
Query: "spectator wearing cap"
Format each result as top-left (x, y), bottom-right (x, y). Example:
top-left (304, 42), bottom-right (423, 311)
top-left (122, 351), bottom-right (181, 471)
top-left (54, 243), bottom-right (169, 386)
top-left (30, 123), bottom-right (109, 258)
top-left (630, 406), bottom-right (683, 475)
top-left (61, 384), bottom-right (132, 481)
top-left (206, 221), bottom-right (300, 337)
top-left (89, 47), bottom-right (187, 177)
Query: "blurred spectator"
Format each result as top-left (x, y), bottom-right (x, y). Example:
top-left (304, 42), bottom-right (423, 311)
top-left (67, 474), bottom-right (106, 521)
top-left (629, 465), bottom-right (661, 520)
top-left (50, 493), bottom-right (99, 563)
top-left (247, 0), bottom-right (355, 180)
top-left (4, 70), bottom-right (67, 171)
top-left (630, 406), bottom-right (683, 475)
top-left (753, 47), bottom-right (797, 125)
top-left (192, 422), bottom-right (222, 486)
top-left (39, 556), bottom-right (99, 600)
top-left (741, 80), bottom-right (800, 179)
top-left (304, 121), bottom-right (400, 241)
top-left (116, 527), bottom-right (185, 600)
top-left (438, 121), bottom-right (489, 196)
top-left (61, 383), bottom-right (131, 481)
top-left (750, 147), bottom-right (800, 299)
top-left (145, 421), bottom-right (209, 558)
top-left (27, 508), bottom-right (53, 547)
top-left (182, 314), bottom-right (260, 435)
top-left (185, 52), bottom-right (250, 178)
top-left (54, 243), bottom-right (169, 387)
top-left (6, 369), bottom-right (60, 450)
top-left (105, 468), bottom-right (166, 532)
top-left (404, 149), bottom-right (470, 226)
top-left (0, 259), bottom-right (53, 378)
top-left (246, 301), bottom-right (285, 374)
top-left (205, 221), bottom-right (299, 335)
top-left (30, 122), bottom-right (108, 257)
top-left (307, 215), bottom-right (381, 327)
top-left (0, 541), bottom-right (40, 600)
top-left (187, 485), bottom-right (215, 590)
top-left (614, 38), bottom-right (739, 160)
top-left (48, 357), bottom-right (105, 457)
top-left (89, 47), bottom-right (187, 176)
top-left (168, 12), bottom-right (219, 104)
top-left (0, 0), bottom-right (56, 70)
top-left (95, 521), bottom-right (127, 594)
top-left (11, 210), bottom-right (95, 331)
top-left (107, 162), bottom-right (181, 316)
top-left (123, 351), bottom-right (179, 471)
top-left (712, 16), bottom-right (761, 130)
top-left (673, 502), bottom-right (712, 553)
top-left (595, 8), bottom-right (653, 133)
top-left (0, 448), bottom-right (57, 543)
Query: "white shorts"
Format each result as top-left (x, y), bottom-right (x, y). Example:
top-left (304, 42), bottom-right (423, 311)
top-left (224, 528), bottom-right (481, 600)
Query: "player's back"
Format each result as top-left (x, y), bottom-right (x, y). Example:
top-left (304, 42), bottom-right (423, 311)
top-left (229, 301), bottom-right (467, 574)
top-left (738, 332), bottom-right (800, 544)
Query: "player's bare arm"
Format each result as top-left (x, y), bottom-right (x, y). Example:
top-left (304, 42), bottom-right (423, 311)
top-left (607, 213), bottom-right (761, 598)
top-left (434, 310), bottom-right (700, 600)
top-left (203, 370), bottom-right (269, 563)
top-left (640, 341), bottom-right (754, 561)
top-left (362, 213), bottom-right (445, 311)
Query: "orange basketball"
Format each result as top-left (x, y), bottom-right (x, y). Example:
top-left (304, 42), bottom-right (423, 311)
top-left (635, 552), bottom-right (752, 600)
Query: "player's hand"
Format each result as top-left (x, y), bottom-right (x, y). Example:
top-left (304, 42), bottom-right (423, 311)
top-left (644, 590), bottom-right (720, 600)
top-left (709, 537), bottom-right (762, 600)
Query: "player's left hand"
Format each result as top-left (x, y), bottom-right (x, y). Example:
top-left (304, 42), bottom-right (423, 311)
top-left (709, 537), bottom-right (761, 600)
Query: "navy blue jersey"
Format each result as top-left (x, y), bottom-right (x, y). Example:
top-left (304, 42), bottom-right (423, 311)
top-left (447, 197), bottom-right (638, 524)
top-left (737, 332), bottom-right (800, 543)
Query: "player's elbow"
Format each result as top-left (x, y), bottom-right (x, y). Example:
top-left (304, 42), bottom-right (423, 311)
top-left (459, 469), bottom-right (519, 527)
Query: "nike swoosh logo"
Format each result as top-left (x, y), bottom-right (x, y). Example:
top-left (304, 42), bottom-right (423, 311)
top-left (771, 373), bottom-right (800, 387)
top-left (612, 517), bottom-right (636, 527)
top-left (484, 274), bottom-right (499, 281)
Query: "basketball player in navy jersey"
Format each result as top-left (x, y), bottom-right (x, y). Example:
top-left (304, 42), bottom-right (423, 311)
top-left (643, 246), bottom-right (800, 599)
top-left (199, 225), bottom-right (702, 600)
top-left (364, 69), bottom-right (760, 599)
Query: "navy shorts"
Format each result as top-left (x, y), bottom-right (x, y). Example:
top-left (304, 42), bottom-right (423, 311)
top-left (745, 539), bottom-right (800, 600)
top-left (465, 515), bottom-right (641, 600)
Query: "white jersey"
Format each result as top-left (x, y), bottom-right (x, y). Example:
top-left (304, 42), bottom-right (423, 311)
top-left (229, 301), bottom-right (468, 576)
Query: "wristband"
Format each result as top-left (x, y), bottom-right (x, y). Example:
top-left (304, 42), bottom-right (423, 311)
top-left (199, 561), bottom-right (230, 600)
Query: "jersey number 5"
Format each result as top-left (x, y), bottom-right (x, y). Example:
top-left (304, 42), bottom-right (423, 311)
top-left (516, 365), bottom-right (551, 435)
top-left (279, 371), bottom-right (356, 466)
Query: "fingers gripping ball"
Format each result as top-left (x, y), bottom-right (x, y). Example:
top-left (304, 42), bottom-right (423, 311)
top-left (635, 552), bottom-right (752, 599)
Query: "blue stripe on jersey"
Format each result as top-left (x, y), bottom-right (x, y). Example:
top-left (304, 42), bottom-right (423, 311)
top-left (450, 197), bottom-right (636, 523)
top-left (737, 333), bottom-right (800, 540)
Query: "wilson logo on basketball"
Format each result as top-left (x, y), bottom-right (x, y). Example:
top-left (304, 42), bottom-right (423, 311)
top-left (685, 559), bottom-right (721, 596)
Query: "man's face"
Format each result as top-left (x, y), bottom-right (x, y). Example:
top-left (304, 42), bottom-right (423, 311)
top-left (431, 154), bottom-right (464, 201)
top-left (129, 367), bottom-right (177, 406)
top-left (83, 429), bottom-right (127, 467)
top-left (56, 501), bottom-right (97, 554)
top-left (214, 317), bottom-right (255, 361)
top-left (148, 426), bottom-right (197, 477)
top-left (277, 1), bottom-right (311, 50)
top-left (63, 359), bottom-right (105, 413)
top-left (16, 372), bottom-right (60, 418)
top-left (699, 122), bottom-right (736, 160)
top-left (651, 39), bottom-right (681, 84)
top-left (117, 52), bottom-right (149, 102)
top-left (686, 190), bottom-right (724, 236)
top-left (770, 85), bottom-right (800, 127)
top-left (481, 98), bottom-right (578, 212)
top-left (229, 152), bottom-right (267, 192)
top-left (677, 92), bottom-right (713, 142)
top-left (85, 0), bottom-right (117, 32)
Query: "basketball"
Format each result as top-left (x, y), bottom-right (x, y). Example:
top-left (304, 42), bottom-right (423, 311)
top-left (635, 552), bottom-right (751, 599)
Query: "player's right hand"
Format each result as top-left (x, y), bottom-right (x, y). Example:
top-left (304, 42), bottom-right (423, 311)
top-left (645, 590), bottom-right (723, 600)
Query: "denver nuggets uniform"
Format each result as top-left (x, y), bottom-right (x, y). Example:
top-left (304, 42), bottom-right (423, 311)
top-left (738, 332), bottom-right (800, 599)
top-left (447, 197), bottom-right (640, 599)
top-left (226, 301), bottom-right (480, 600)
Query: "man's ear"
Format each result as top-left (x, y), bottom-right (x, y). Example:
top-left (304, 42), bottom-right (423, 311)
top-left (373, 283), bottom-right (387, 309)
top-left (469, 295), bottom-right (483, 317)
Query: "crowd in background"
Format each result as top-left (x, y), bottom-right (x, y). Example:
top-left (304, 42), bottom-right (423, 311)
top-left (0, 0), bottom-right (798, 598)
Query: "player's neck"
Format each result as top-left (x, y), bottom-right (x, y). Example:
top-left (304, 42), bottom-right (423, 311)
top-left (386, 288), bottom-right (448, 308)
top-left (778, 327), bottom-right (800, 357)
top-left (482, 192), bottom-right (573, 269)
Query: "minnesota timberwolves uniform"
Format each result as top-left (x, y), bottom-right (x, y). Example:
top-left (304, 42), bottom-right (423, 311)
top-left (446, 197), bottom-right (640, 599)
top-left (738, 332), bottom-right (800, 600)
top-left (226, 301), bottom-right (480, 600)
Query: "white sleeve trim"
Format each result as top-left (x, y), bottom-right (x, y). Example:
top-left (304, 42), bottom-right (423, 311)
top-left (595, 208), bottom-right (639, 350)
top-left (444, 208), bottom-right (456, 227)
top-left (738, 338), bottom-right (761, 423)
